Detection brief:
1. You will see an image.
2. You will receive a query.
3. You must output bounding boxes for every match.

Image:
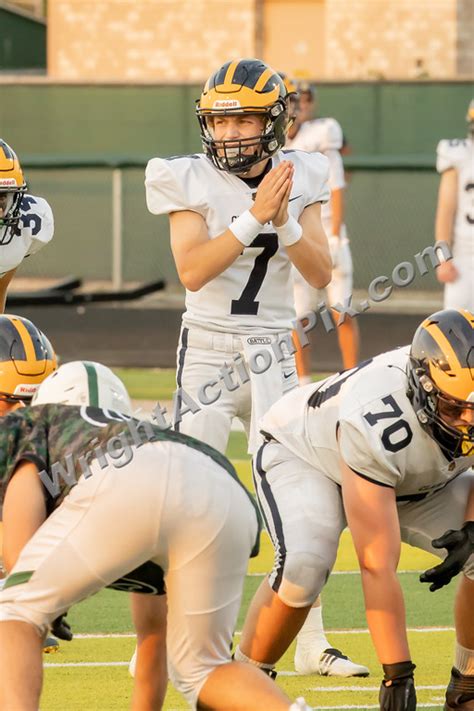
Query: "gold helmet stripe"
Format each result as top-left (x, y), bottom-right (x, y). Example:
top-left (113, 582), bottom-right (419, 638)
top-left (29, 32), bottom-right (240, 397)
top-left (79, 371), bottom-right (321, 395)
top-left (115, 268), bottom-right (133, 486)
top-left (11, 316), bottom-right (37, 363)
top-left (254, 67), bottom-right (275, 93)
top-left (223, 60), bottom-right (240, 89)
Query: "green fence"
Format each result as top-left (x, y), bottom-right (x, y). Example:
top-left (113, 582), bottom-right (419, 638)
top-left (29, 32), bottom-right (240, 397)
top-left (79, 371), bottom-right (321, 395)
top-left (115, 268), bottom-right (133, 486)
top-left (0, 82), bottom-right (472, 158)
top-left (18, 156), bottom-right (442, 293)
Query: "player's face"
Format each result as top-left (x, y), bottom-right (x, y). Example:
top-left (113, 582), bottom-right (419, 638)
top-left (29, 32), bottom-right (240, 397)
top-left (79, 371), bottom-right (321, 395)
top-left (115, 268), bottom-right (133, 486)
top-left (298, 92), bottom-right (314, 122)
top-left (0, 398), bottom-right (22, 416)
top-left (437, 396), bottom-right (474, 428)
top-left (210, 114), bottom-right (265, 153)
top-left (0, 193), bottom-right (9, 219)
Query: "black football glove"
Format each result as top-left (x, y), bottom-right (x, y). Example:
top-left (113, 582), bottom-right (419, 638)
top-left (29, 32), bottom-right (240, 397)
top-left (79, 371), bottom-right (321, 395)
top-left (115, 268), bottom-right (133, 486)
top-left (51, 613), bottom-right (73, 642)
top-left (420, 521), bottom-right (474, 592)
top-left (379, 662), bottom-right (417, 711)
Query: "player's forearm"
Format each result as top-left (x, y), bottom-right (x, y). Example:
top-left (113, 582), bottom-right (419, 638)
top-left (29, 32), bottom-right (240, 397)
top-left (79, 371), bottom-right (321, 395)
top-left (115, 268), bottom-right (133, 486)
top-left (465, 484), bottom-right (474, 522)
top-left (175, 231), bottom-right (244, 291)
top-left (288, 234), bottom-right (332, 289)
top-left (361, 568), bottom-right (411, 664)
top-left (435, 170), bottom-right (457, 247)
top-left (330, 188), bottom-right (344, 236)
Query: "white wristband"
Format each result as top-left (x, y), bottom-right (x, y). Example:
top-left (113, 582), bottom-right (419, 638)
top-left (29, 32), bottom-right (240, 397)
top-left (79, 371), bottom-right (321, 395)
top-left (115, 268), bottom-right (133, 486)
top-left (228, 210), bottom-right (263, 247)
top-left (274, 215), bottom-right (303, 247)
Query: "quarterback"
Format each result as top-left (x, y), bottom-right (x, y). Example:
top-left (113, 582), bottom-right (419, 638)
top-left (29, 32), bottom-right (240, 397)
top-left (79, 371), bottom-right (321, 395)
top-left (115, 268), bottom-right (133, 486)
top-left (0, 140), bottom-right (54, 312)
top-left (0, 397), bottom-right (316, 711)
top-left (145, 58), bottom-right (366, 678)
top-left (285, 82), bottom-right (359, 377)
top-left (236, 308), bottom-right (474, 711)
top-left (435, 100), bottom-right (474, 311)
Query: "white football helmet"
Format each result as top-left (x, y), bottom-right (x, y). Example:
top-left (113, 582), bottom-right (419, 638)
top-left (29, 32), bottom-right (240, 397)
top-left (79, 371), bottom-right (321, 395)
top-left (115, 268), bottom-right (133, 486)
top-left (33, 360), bottom-right (133, 415)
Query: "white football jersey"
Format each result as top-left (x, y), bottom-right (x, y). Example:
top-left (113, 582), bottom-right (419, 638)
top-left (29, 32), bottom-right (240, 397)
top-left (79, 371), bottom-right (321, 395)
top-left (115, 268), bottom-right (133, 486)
top-left (436, 138), bottom-right (474, 253)
top-left (146, 151), bottom-right (329, 333)
top-left (0, 195), bottom-right (54, 278)
top-left (260, 347), bottom-right (473, 498)
top-left (286, 118), bottom-right (345, 226)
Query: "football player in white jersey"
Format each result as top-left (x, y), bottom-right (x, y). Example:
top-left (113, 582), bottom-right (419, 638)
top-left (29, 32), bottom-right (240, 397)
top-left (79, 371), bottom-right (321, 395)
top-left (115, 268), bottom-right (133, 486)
top-left (0, 384), bottom-right (313, 711)
top-left (286, 82), bottom-right (359, 378)
top-left (0, 314), bottom-right (58, 651)
top-left (145, 58), bottom-right (366, 678)
top-left (0, 140), bottom-right (54, 312)
top-left (236, 308), bottom-right (474, 711)
top-left (435, 100), bottom-right (474, 312)
top-left (145, 58), bottom-right (331, 456)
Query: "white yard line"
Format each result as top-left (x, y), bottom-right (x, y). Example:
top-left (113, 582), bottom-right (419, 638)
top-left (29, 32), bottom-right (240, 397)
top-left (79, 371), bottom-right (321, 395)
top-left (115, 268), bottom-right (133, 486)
top-left (248, 570), bottom-right (427, 576)
top-left (74, 625), bottom-right (454, 640)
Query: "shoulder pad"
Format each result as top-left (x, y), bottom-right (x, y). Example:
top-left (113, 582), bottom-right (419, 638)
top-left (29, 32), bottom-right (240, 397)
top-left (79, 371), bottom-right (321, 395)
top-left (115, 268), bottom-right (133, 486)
top-left (436, 138), bottom-right (468, 173)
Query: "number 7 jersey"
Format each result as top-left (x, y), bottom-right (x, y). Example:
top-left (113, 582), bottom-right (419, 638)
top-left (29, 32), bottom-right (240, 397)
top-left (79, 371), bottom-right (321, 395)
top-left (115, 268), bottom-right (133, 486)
top-left (259, 347), bottom-right (474, 498)
top-left (145, 150), bottom-right (329, 333)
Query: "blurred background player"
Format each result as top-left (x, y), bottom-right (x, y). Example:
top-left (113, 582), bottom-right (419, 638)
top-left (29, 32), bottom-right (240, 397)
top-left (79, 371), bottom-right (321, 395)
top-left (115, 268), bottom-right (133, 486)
top-left (0, 140), bottom-right (54, 313)
top-left (435, 99), bottom-right (474, 311)
top-left (285, 81), bottom-right (360, 379)
top-left (0, 379), bottom-right (314, 711)
top-left (0, 313), bottom-right (57, 651)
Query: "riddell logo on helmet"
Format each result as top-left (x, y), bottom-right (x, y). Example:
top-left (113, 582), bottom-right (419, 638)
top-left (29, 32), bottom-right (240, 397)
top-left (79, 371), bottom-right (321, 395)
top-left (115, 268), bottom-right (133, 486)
top-left (13, 383), bottom-right (39, 396)
top-left (213, 100), bottom-right (241, 109)
top-left (0, 179), bottom-right (17, 187)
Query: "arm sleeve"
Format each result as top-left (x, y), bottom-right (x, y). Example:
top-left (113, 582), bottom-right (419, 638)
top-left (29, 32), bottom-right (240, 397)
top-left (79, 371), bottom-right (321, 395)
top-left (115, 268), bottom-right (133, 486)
top-left (303, 152), bottom-right (331, 207)
top-left (436, 140), bottom-right (458, 174)
top-left (26, 198), bottom-right (54, 256)
top-left (145, 157), bottom-right (203, 216)
top-left (338, 418), bottom-right (400, 488)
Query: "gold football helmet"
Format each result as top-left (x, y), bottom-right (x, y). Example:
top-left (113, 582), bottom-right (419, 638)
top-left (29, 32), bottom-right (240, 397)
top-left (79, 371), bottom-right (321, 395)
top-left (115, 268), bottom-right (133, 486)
top-left (0, 140), bottom-right (27, 245)
top-left (407, 309), bottom-right (474, 458)
top-left (0, 314), bottom-right (57, 402)
top-left (196, 58), bottom-right (289, 173)
top-left (466, 99), bottom-right (474, 137)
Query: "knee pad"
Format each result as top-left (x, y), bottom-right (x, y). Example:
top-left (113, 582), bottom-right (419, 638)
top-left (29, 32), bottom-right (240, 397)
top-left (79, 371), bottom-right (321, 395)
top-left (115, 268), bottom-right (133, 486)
top-left (271, 550), bottom-right (329, 608)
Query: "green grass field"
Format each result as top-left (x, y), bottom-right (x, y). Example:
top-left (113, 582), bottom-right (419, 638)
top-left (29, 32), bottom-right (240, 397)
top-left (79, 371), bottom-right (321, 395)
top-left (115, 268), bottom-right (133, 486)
top-left (39, 369), bottom-right (454, 709)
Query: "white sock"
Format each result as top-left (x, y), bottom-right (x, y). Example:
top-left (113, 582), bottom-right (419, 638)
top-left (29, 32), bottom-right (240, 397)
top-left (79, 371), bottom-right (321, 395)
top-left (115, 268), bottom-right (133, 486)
top-left (296, 604), bottom-right (330, 654)
top-left (299, 375), bottom-right (312, 386)
top-left (455, 641), bottom-right (474, 675)
top-left (233, 644), bottom-right (275, 672)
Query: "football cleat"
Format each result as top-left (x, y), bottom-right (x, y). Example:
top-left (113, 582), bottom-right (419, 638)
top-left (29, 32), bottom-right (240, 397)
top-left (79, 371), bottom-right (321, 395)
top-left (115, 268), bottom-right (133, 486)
top-left (43, 636), bottom-right (59, 654)
top-left (445, 667), bottom-right (474, 710)
top-left (289, 698), bottom-right (313, 711)
top-left (128, 647), bottom-right (137, 677)
top-left (294, 646), bottom-right (370, 677)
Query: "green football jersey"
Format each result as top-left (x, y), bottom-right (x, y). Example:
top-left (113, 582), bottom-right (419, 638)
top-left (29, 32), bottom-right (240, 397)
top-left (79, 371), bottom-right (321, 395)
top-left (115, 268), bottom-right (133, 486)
top-left (0, 403), bottom-right (261, 594)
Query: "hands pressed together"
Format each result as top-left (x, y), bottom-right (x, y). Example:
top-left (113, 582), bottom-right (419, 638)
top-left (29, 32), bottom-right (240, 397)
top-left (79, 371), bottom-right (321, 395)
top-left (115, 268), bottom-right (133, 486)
top-left (250, 160), bottom-right (294, 227)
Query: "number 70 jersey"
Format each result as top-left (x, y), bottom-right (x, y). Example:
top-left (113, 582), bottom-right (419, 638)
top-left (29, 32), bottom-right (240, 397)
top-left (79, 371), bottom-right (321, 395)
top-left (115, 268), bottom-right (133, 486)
top-left (259, 347), bottom-right (474, 498)
top-left (145, 150), bottom-right (329, 333)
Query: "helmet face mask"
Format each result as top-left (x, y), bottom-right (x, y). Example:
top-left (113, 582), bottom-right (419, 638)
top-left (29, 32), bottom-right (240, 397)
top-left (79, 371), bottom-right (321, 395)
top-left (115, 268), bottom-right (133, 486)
top-left (0, 140), bottom-right (27, 244)
top-left (407, 309), bottom-right (474, 459)
top-left (196, 59), bottom-right (289, 174)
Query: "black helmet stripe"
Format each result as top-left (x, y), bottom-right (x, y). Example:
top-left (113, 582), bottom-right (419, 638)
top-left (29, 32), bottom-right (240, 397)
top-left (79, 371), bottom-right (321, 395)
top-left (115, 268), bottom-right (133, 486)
top-left (0, 140), bottom-right (14, 160)
top-left (212, 61), bottom-right (233, 89)
top-left (429, 310), bottom-right (474, 366)
top-left (0, 318), bottom-right (26, 360)
top-left (21, 320), bottom-right (50, 361)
